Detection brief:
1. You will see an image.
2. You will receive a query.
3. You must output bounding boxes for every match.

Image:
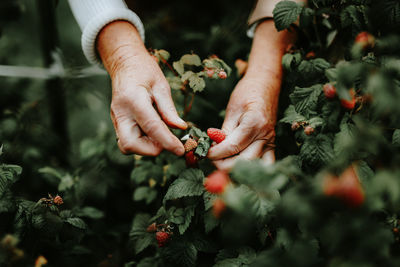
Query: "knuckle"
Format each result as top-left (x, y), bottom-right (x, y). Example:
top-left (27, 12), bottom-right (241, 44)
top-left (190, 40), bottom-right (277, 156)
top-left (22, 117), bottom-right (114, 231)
top-left (229, 142), bottom-right (241, 155)
top-left (142, 119), bottom-right (161, 133)
top-left (118, 141), bottom-right (135, 155)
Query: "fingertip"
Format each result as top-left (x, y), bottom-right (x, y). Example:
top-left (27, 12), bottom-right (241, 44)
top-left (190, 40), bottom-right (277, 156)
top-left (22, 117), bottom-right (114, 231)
top-left (173, 143), bottom-right (185, 156)
top-left (174, 118), bottom-right (188, 130)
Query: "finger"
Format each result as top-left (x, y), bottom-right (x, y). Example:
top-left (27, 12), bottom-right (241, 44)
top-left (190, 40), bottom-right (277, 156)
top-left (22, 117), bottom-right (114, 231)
top-left (112, 114), bottom-right (162, 156)
top-left (153, 82), bottom-right (187, 130)
top-left (207, 123), bottom-right (256, 160)
top-left (261, 149), bottom-right (275, 165)
top-left (213, 139), bottom-right (266, 171)
top-left (220, 108), bottom-right (241, 135)
top-left (132, 88), bottom-right (185, 156)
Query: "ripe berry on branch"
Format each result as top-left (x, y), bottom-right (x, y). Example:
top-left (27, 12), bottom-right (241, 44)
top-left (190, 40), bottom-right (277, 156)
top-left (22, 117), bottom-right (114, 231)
top-left (156, 231), bottom-right (170, 247)
top-left (323, 165), bottom-right (364, 208)
top-left (341, 89), bottom-right (356, 110)
top-left (185, 151), bottom-right (198, 168)
top-left (291, 122), bottom-right (300, 131)
top-left (204, 170), bottom-right (230, 194)
top-left (207, 128), bottom-right (226, 144)
top-left (146, 223), bottom-right (157, 233)
top-left (323, 83), bottom-right (337, 99)
top-left (53, 195), bottom-right (63, 206)
top-left (218, 70), bottom-right (227, 79)
top-left (184, 138), bottom-right (198, 152)
top-left (206, 68), bottom-right (215, 78)
top-left (305, 51), bottom-right (316, 59)
top-left (304, 126), bottom-right (315, 136)
top-left (355, 31), bottom-right (375, 50)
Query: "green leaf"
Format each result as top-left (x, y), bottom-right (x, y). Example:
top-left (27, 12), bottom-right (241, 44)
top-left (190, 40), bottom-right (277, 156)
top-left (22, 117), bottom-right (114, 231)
top-left (58, 174), bottom-right (75, 192)
top-left (155, 49), bottom-right (170, 61)
top-left (180, 54), bottom-right (202, 66)
top-left (280, 105), bottom-right (307, 124)
top-left (80, 138), bottom-right (105, 159)
top-left (195, 137), bottom-right (211, 157)
top-left (298, 58), bottom-right (330, 78)
top-left (325, 68), bottom-right (338, 82)
top-left (129, 213), bottom-right (154, 254)
top-left (214, 258), bottom-right (242, 267)
top-left (173, 61), bottom-right (185, 75)
top-left (334, 121), bottom-right (356, 156)
top-left (307, 117), bottom-right (324, 128)
top-left (65, 217), bottom-right (87, 230)
top-left (133, 186), bottom-right (158, 205)
top-left (75, 206), bottom-right (104, 219)
top-left (289, 85), bottom-right (322, 117)
top-left (162, 241), bottom-right (198, 267)
top-left (178, 205), bottom-right (196, 234)
top-left (300, 134), bottom-right (334, 168)
top-left (38, 167), bottom-right (63, 180)
top-left (204, 211), bottom-right (219, 233)
top-left (203, 191), bottom-right (218, 211)
top-left (189, 126), bottom-right (209, 139)
top-left (167, 76), bottom-right (183, 90)
top-left (181, 71), bottom-right (206, 92)
top-left (273, 1), bottom-right (303, 31)
top-left (164, 169), bottom-right (205, 201)
top-left (2, 164), bottom-right (22, 176)
top-left (393, 130), bottom-right (400, 147)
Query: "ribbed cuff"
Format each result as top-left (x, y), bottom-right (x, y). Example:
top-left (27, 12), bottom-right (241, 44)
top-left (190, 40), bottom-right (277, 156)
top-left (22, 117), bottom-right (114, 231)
top-left (81, 8), bottom-right (145, 66)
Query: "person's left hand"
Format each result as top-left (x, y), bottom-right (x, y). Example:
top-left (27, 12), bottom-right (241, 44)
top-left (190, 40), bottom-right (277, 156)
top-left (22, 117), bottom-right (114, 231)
top-left (207, 73), bottom-right (279, 170)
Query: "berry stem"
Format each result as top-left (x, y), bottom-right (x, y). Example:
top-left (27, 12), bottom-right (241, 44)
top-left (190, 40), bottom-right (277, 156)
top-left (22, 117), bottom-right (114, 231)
top-left (183, 92), bottom-right (195, 120)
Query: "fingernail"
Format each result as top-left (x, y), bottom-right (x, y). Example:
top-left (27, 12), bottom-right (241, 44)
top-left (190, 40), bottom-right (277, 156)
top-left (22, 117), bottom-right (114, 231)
top-left (177, 118), bottom-right (188, 129)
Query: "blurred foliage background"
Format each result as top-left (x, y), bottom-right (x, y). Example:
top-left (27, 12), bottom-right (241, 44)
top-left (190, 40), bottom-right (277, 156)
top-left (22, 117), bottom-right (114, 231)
top-left (0, 0), bottom-right (253, 265)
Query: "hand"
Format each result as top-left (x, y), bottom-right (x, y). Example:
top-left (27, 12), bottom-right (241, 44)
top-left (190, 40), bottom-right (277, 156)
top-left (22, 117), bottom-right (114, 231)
top-left (207, 20), bottom-right (296, 170)
top-left (207, 74), bottom-right (278, 170)
top-left (97, 21), bottom-right (187, 156)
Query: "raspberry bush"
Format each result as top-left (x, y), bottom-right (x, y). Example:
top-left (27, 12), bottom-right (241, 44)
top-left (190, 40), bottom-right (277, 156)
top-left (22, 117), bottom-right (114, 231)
top-left (1, 0), bottom-right (400, 266)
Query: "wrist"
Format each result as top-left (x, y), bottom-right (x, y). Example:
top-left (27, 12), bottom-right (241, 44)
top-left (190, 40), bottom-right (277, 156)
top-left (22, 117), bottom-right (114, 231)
top-left (97, 21), bottom-right (148, 74)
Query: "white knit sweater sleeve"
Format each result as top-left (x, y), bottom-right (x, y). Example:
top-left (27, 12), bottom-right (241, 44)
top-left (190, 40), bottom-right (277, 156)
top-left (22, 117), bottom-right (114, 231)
top-left (68, 0), bottom-right (145, 66)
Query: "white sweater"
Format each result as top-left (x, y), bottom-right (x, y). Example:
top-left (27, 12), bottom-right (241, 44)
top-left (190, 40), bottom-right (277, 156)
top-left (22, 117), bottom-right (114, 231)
top-left (67, 0), bottom-right (145, 66)
top-left (68, 0), bottom-right (304, 66)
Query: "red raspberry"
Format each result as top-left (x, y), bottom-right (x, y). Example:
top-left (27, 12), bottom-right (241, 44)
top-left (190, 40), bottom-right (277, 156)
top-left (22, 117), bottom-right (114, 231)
top-left (340, 89), bottom-right (356, 110)
top-left (207, 128), bottom-right (226, 144)
top-left (212, 198), bottom-right (226, 218)
top-left (323, 165), bottom-right (364, 208)
top-left (146, 223), bottom-right (157, 233)
top-left (291, 122), bottom-right (300, 131)
top-left (305, 51), bottom-right (316, 59)
top-left (304, 126), bottom-right (315, 136)
top-left (185, 151), bottom-right (198, 168)
top-left (184, 138), bottom-right (198, 152)
top-left (355, 31), bottom-right (375, 50)
top-left (53, 195), bottom-right (63, 205)
top-left (206, 68), bottom-right (215, 78)
top-left (218, 71), bottom-right (227, 79)
top-left (156, 231), bottom-right (170, 247)
top-left (204, 170), bottom-right (230, 194)
top-left (323, 83), bottom-right (336, 99)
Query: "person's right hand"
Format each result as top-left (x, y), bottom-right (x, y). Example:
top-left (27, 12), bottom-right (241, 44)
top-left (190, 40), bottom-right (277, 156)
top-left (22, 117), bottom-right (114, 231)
top-left (97, 21), bottom-right (187, 156)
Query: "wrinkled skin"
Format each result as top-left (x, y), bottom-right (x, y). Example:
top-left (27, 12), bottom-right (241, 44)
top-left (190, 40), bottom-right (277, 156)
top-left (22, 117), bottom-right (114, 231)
top-left (208, 21), bottom-right (296, 170)
top-left (97, 20), bottom-right (296, 169)
top-left (97, 21), bottom-right (187, 156)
